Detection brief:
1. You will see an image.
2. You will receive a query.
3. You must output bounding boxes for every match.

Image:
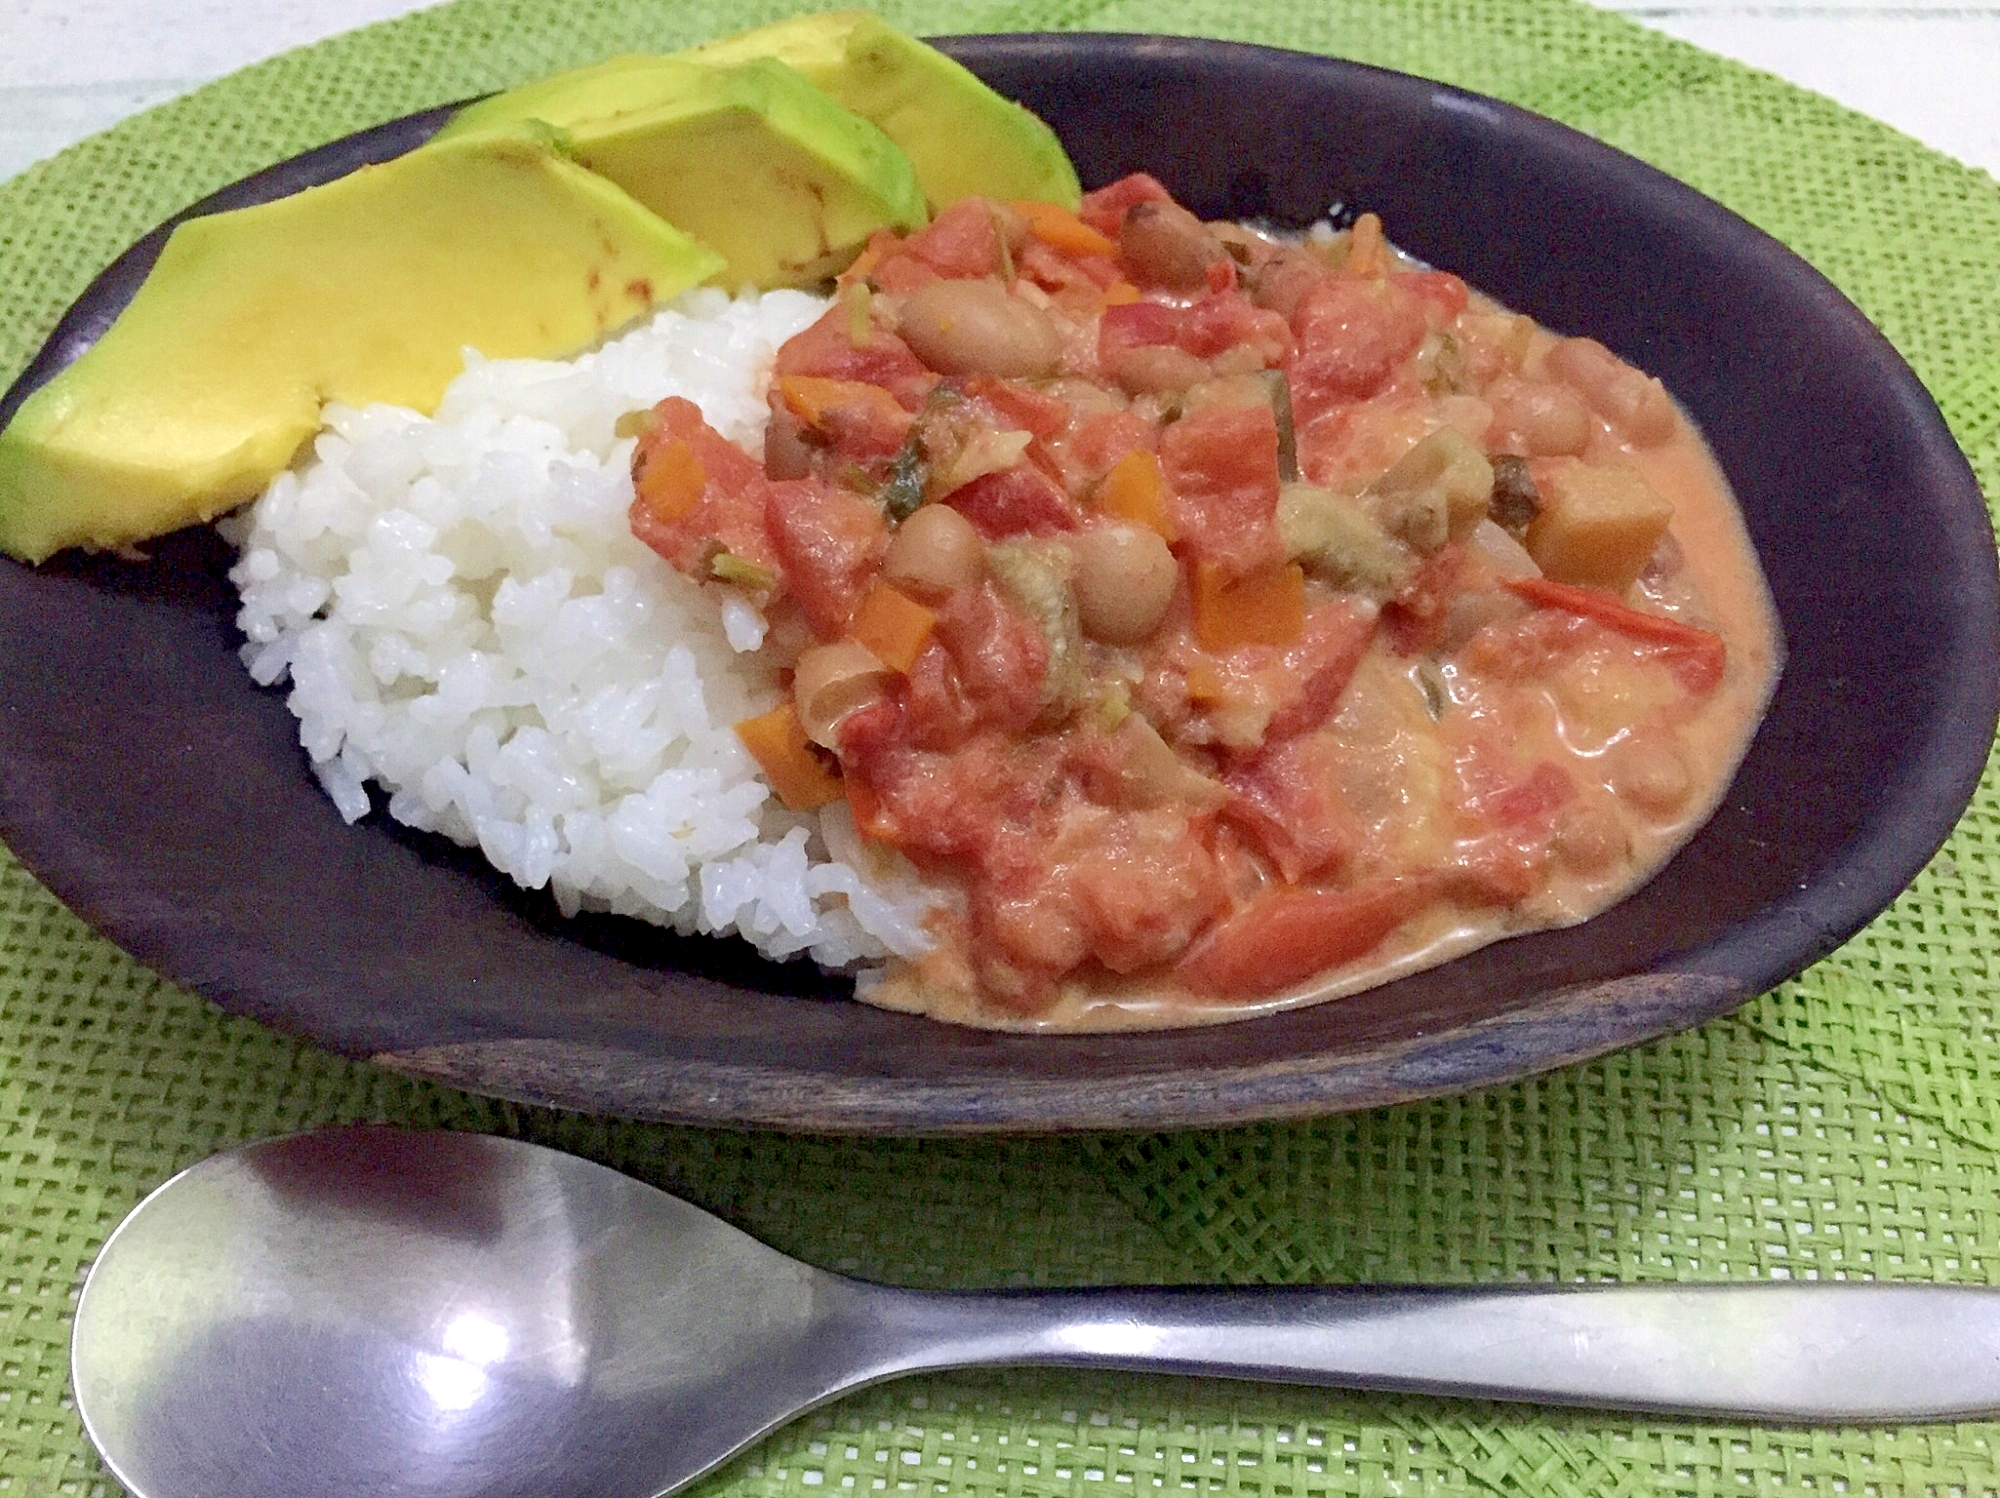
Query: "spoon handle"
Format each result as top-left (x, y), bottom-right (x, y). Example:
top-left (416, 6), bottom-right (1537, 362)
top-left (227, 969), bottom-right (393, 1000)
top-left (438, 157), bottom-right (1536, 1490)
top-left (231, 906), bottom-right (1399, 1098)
top-left (874, 1282), bottom-right (2000, 1420)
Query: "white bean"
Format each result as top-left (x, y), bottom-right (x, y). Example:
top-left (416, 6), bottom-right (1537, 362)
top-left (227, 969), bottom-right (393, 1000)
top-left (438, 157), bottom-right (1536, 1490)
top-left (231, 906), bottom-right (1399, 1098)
top-left (897, 279), bottom-right (1061, 379)
top-left (792, 641), bottom-right (894, 748)
top-left (1072, 524), bottom-right (1178, 644)
top-left (1119, 201), bottom-right (1225, 291)
top-left (882, 503), bottom-right (984, 598)
top-left (1485, 375), bottom-right (1591, 456)
top-left (1544, 337), bottom-right (1678, 447)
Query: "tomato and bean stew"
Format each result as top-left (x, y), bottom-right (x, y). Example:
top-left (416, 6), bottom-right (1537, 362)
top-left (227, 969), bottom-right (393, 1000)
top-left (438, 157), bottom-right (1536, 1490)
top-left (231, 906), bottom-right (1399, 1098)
top-left (627, 175), bottom-right (1781, 1029)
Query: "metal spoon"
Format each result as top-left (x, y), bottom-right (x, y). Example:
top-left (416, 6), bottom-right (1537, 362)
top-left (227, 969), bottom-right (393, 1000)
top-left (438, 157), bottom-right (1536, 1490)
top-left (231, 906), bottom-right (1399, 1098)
top-left (74, 1127), bottom-right (2000, 1498)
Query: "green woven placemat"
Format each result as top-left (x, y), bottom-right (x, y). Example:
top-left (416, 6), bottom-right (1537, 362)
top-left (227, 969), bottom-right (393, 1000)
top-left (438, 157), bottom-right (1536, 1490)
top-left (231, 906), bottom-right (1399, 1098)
top-left (5, 1), bottom-right (2000, 1494)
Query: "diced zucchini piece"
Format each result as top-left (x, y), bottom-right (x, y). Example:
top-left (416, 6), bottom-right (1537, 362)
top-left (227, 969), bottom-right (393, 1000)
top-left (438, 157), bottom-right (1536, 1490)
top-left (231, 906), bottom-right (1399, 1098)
top-left (1522, 457), bottom-right (1673, 591)
top-left (988, 539), bottom-right (1084, 723)
top-left (1278, 481), bottom-right (1415, 598)
top-left (1365, 427), bottom-right (1494, 551)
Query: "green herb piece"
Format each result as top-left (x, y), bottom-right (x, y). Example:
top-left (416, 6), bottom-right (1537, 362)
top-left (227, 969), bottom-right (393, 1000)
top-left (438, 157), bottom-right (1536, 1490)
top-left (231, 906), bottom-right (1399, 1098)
top-left (1262, 369), bottom-right (1298, 482)
top-left (710, 550), bottom-right (777, 591)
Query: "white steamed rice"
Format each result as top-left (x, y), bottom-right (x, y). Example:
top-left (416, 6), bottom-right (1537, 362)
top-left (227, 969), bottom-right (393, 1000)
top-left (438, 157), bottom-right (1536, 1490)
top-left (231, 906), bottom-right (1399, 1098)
top-left (224, 287), bottom-right (939, 970)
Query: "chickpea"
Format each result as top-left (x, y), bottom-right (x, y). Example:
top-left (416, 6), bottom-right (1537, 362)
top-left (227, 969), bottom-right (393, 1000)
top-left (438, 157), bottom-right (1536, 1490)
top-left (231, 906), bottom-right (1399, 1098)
top-left (1118, 201), bottom-right (1226, 291)
top-left (1485, 375), bottom-right (1591, 457)
top-left (1544, 337), bottom-right (1679, 447)
top-left (1606, 730), bottom-right (1693, 815)
top-left (1553, 800), bottom-right (1627, 874)
top-left (792, 641), bottom-right (895, 748)
top-left (882, 503), bottom-right (984, 598)
top-left (896, 280), bottom-right (1061, 379)
top-left (1114, 343), bottom-right (1208, 396)
top-left (1072, 524), bottom-right (1178, 644)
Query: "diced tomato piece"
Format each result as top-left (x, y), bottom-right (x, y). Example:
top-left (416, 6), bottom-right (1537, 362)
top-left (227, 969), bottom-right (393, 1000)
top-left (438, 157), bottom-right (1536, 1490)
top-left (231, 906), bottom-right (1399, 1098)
top-left (1075, 409), bottom-right (1158, 468)
top-left (1503, 576), bottom-right (1728, 695)
top-left (1078, 172), bottom-right (1175, 237)
top-left (841, 768), bottom-right (893, 841)
top-left (896, 198), bottom-right (1003, 280)
top-left (773, 306), bottom-right (933, 409)
top-left (1053, 409), bottom-right (1157, 494)
top-left (1485, 760), bottom-right (1576, 829)
top-left (899, 640), bottom-right (981, 752)
top-left (963, 376), bottom-right (1069, 440)
top-left (763, 479), bottom-right (887, 638)
top-left (1177, 291), bottom-right (1290, 364)
top-left (641, 396), bottom-right (762, 487)
top-left (945, 464), bottom-right (1085, 539)
top-left (1459, 607), bottom-right (1591, 681)
top-left (1097, 299), bottom-right (1181, 372)
top-left (837, 227), bottom-right (903, 289)
top-left (1287, 277), bottom-right (1428, 408)
top-left (862, 749), bottom-right (996, 863)
top-left (1018, 238), bottom-right (1112, 299)
top-left (871, 253), bottom-right (941, 295)
top-left (1222, 738), bottom-right (1357, 883)
top-left (1175, 877), bottom-right (1434, 997)
top-left (1399, 269), bottom-right (1470, 320)
top-left (833, 697), bottom-right (900, 761)
top-left (935, 580), bottom-right (1050, 732)
top-left (976, 878), bottom-right (1091, 992)
top-left (1384, 543), bottom-right (1468, 655)
top-left (1448, 836), bottom-right (1546, 906)
top-left (1265, 601), bottom-right (1378, 739)
top-left (778, 376), bottom-right (912, 458)
top-left (628, 397), bottom-right (779, 577)
top-left (1067, 816), bottom-right (1225, 973)
top-left (1441, 731), bottom-right (1566, 906)
top-left (1451, 717), bottom-right (1575, 823)
top-left (1157, 403), bottom-right (1283, 574)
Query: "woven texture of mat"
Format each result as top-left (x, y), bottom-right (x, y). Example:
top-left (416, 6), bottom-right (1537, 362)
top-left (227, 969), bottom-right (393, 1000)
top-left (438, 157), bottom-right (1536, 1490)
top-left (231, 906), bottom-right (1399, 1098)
top-left (4, 0), bottom-right (2000, 1493)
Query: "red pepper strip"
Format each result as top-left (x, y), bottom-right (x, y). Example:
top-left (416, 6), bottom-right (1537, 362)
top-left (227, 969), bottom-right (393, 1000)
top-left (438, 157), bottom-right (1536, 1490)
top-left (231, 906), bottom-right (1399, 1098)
top-left (1174, 877), bottom-right (1435, 998)
top-left (1503, 575), bottom-right (1726, 694)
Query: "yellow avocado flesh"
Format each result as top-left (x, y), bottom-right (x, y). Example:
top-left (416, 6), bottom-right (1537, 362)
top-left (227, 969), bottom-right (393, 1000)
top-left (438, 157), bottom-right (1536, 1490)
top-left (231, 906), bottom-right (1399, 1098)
top-left (686, 11), bottom-right (1081, 211)
top-left (441, 57), bottom-right (928, 289)
top-left (0, 133), bottom-right (721, 563)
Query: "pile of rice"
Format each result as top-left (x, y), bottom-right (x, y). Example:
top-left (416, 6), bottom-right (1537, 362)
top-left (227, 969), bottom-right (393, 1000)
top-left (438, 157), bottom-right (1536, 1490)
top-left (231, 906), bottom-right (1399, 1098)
top-left (224, 288), bottom-right (939, 970)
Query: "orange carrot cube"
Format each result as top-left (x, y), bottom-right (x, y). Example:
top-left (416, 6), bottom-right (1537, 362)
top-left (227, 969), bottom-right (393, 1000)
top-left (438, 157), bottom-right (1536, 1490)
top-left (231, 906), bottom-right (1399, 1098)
top-left (1096, 449), bottom-right (1177, 541)
top-left (634, 438), bottom-right (706, 523)
top-left (1193, 561), bottom-right (1306, 651)
top-left (1009, 198), bottom-right (1119, 258)
top-left (848, 583), bottom-right (937, 674)
top-left (735, 703), bottom-right (844, 811)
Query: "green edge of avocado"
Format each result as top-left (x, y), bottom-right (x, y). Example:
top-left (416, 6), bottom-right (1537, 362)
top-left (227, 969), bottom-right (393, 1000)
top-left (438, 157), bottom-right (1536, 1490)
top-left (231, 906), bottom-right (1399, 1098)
top-left (0, 129), bottom-right (719, 562)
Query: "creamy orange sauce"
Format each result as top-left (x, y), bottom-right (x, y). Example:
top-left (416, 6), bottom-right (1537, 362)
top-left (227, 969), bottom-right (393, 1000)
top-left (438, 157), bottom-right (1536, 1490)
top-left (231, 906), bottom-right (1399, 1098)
top-left (857, 339), bottom-right (1780, 1030)
top-left (628, 185), bottom-right (1782, 1031)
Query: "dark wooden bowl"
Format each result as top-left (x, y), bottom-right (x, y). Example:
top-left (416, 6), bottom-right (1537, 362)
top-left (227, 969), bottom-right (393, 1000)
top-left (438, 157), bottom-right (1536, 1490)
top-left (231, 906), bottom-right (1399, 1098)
top-left (1, 36), bottom-right (1991, 1131)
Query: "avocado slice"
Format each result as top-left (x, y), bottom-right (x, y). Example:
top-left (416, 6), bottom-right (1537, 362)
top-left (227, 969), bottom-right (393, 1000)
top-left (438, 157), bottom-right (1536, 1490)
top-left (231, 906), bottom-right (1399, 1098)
top-left (439, 56), bottom-right (928, 289)
top-left (0, 130), bottom-right (721, 563)
top-left (686, 11), bottom-right (1081, 211)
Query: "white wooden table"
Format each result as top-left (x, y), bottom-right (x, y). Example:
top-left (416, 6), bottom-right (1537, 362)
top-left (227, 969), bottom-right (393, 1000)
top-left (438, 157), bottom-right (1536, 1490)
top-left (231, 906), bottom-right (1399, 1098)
top-left (4, 0), bottom-right (1997, 183)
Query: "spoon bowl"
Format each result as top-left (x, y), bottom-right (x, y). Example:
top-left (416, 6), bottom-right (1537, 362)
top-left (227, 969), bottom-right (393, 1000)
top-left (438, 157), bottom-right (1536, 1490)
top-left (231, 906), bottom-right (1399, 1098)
top-left (73, 1129), bottom-right (877, 1498)
top-left (74, 1128), bottom-right (2000, 1498)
